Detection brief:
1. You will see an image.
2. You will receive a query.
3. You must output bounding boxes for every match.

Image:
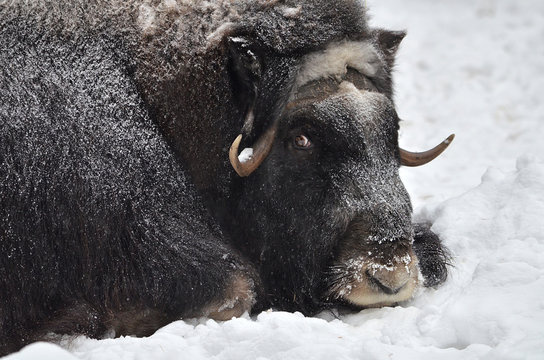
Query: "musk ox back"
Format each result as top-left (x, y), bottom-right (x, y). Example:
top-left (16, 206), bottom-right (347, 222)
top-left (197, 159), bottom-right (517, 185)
top-left (0, 0), bottom-right (451, 355)
top-left (0, 5), bottom-right (260, 354)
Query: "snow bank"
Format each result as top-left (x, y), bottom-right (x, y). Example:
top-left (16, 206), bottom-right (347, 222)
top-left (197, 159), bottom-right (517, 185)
top-left (376, 0), bottom-right (544, 207)
top-left (5, 156), bottom-right (543, 359)
top-left (410, 155), bottom-right (544, 359)
top-left (3, 343), bottom-right (76, 360)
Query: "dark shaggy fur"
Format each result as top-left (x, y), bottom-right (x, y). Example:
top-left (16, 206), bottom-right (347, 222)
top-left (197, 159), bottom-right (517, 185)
top-left (413, 224), bottom-right (451, 287)
top-left (0, 9), bottom-right (258, 354)
top-left (0, 0), bottom-right (449, 355)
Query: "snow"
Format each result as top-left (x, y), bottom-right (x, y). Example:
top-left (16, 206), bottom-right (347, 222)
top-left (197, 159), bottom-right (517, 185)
top-left (238, 148), bottom-right (254, 163)
top-left (4, 0), bottom-right (544, 359)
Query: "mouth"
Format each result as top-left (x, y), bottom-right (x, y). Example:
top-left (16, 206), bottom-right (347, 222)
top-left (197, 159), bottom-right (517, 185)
top-left (326, 250), bottom-right (420, 308)
top-left (366, 270), bottom-right (406, 295)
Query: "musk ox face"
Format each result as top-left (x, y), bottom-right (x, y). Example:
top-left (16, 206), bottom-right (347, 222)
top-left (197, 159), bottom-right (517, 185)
top-left (287, 85), bottom-right (418, 307)
top-left (234, 82), bottom-right (417, 311)
top-left (227, 33), bottom-right (452, 312)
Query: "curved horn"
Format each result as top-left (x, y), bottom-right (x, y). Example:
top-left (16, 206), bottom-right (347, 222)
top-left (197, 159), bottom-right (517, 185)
top-left (229, 123), bottom-right (278, 177)
top-left (400, 134), bottom-right (455, 167)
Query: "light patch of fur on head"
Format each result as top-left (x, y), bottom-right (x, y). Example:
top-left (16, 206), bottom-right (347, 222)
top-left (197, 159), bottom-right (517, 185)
top-left (295, 41), bottom-right (380, 89)
top-left (137, 3), bottom-right (157, 36)
top-left (162, 0), bottom-right (179, 10)
top-left (280, 5), bottom-right (302, 18)
top-left (337, 80), bottom-right (360, 94)
top-left (136, 0), bottom-right (185, 36)
top-left (206, 22), bottom-right (238, 48)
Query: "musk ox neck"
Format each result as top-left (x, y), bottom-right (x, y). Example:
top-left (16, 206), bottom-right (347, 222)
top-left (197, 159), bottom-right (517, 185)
top-left (130, 2), bottom-right (257, 198)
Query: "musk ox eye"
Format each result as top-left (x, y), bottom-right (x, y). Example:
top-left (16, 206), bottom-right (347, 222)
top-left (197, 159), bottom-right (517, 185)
top-left (294, 134), bottom-right (312, 149)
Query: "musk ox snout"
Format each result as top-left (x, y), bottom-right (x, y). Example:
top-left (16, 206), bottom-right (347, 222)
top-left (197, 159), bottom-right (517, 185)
top-left (328, 214), bottom-right (420, 307)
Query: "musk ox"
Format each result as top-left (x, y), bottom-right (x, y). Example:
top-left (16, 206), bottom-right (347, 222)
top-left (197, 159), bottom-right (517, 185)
top-left (0, 0), bottom-right (452, 355)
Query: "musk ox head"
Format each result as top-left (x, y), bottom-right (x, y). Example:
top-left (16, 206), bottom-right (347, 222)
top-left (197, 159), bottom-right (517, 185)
top-left (224, 18), bottom-right (453, 312)
top-left (134, 0), bottom-right (452, 314)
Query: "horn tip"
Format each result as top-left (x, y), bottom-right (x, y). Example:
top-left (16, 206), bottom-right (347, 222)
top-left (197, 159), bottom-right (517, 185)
top-left (229, 134), bottom-right (243, 156)
top-left (229, 134), bottom-right (246, 177)
top-left (233, 134), bottom-right (243, 147)
top-left (444, 134), bottom-right (455, 145)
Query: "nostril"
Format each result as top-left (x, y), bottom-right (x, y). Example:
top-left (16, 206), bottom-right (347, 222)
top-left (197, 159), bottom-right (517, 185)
top-left (366, 270), bottom-right (407, 295)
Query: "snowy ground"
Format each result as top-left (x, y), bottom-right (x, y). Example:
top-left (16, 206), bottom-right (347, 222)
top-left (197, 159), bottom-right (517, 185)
top-left (5, 0), bottom-right (544, 359)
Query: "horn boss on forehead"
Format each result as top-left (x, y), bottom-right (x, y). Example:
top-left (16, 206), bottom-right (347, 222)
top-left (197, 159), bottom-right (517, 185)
top-left (227, 32), bottom-right (454, 176)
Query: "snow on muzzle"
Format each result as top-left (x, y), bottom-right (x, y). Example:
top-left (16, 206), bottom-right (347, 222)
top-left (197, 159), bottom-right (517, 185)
top-left (327, 208), bottom-right (419, 307)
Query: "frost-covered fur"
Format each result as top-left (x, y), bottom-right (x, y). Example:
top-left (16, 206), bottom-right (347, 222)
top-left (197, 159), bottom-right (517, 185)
top-left (0, 4), bottom-right (261, 354)
top-left (0, 0), bottom-right (449, 355)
